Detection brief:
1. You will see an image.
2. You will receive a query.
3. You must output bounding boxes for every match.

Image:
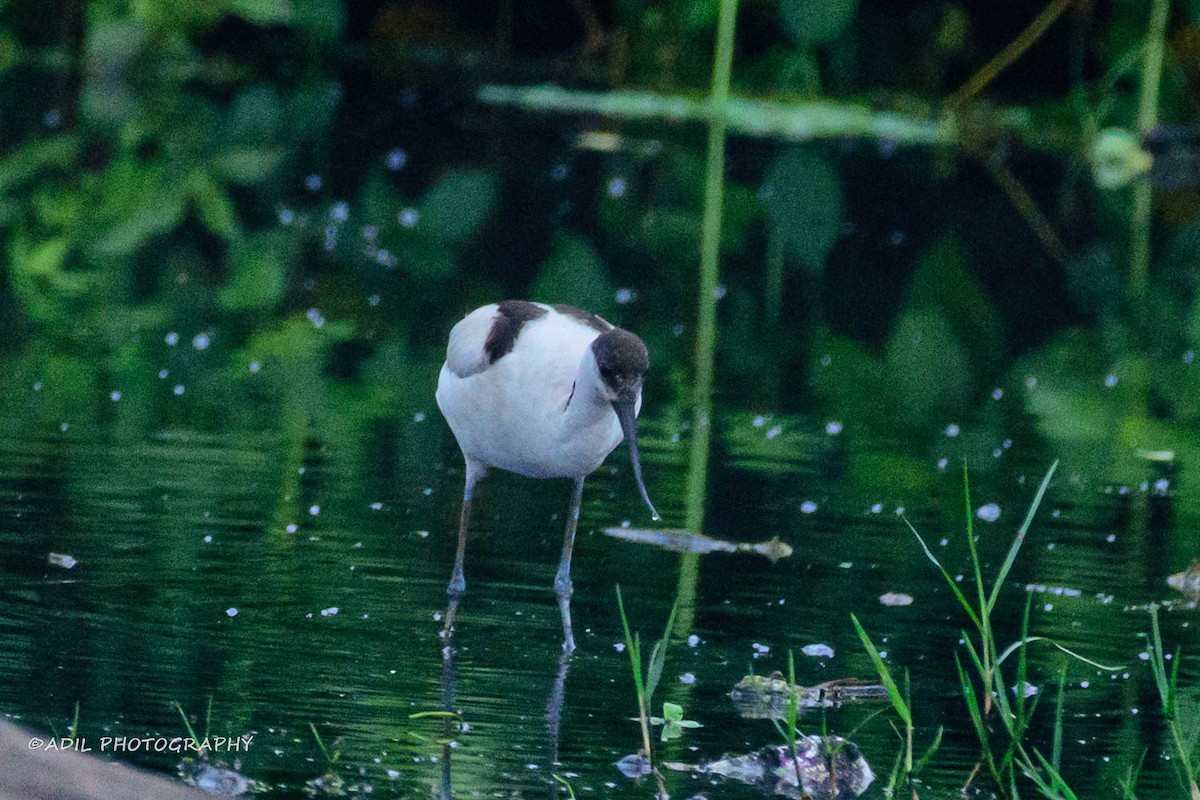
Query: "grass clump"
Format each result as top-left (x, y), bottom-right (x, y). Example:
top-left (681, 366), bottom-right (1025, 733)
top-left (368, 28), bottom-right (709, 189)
top-left (854, 461), bottom-right (1125, 799)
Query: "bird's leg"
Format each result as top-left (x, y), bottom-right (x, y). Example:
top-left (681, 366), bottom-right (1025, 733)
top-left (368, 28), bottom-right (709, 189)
top-left (443, 460), bottom-right (484, 648)
top-left (554, 476), bottom-right (586, 654)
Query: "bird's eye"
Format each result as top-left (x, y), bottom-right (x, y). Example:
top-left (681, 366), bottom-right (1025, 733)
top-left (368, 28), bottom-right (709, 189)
top-left (599, 366), bottom-right (614, 380)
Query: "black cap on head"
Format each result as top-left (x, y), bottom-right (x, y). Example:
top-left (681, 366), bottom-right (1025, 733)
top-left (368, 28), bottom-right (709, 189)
top-left (591, 329), bottom-right (649, 400)
top-left (593, 329), bottom-right (659, 521)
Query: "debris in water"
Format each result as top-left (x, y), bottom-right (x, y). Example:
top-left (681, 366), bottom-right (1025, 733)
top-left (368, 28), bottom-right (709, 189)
top-left (976, 503), bottom-right (1001, 522)
top-left (663, 739), bottom-right (874, 799)
top-left (802, 643), bottom-right (835, 658)
top-left (615, 752), bottom-right (652, 778)
top-left (879, 592), bottom-right (914, 607)
top-left (48, 553), bottom-right (77, 569)
top-left (602, 527), bottom-right (793, 563)
top-left (1168, 559), bottom-right (1200, 603)
top-left (729, 674), bottom-right (889, 720)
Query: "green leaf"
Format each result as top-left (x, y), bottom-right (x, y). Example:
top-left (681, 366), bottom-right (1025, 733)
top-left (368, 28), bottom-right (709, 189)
top-left (883, 308), bottom-right (972, 427)
top-left (226, 85), bottom-right (283, 144)
top-left (219, 232), bottom-right (294, 311)
top-left (779, 0), bottom-right (859, 43)
top-left (227, 0), bottom-right (293, 25)
top-left (662, 702), bottom-right (683, 722)
top-left (761, 147), bottom-right (844, 273)
top-left (418, 169), bottom-right (498, 244)
top-left (529, 232), bottom-right (615, 317)
top-left (189, 170), bottom-right (238, 240)
top-left (211, 148), bottom-right (288, 186)
top-left (293, 0), bottom-right (346, 40)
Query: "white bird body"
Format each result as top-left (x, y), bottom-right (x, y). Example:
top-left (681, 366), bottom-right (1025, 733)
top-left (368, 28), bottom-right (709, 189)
top-left (435, 300), bottom-right (659, 652)
top-left (436, 303), bottom-right (638, 479)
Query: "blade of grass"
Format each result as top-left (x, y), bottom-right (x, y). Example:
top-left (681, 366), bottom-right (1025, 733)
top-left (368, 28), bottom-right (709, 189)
top-left (850, 613), bottom-right (911, 727)
top-left (903, 515), bottom-right (983, 631)
top-left (985, 460), bottom-right (1058, 615)
top-left (996, 637), bottom-right (1124, 672)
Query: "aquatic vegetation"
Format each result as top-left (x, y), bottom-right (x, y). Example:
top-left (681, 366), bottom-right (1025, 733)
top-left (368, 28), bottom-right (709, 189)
top-left (1146, 606), bottom-right (1200, 798)
top-left (649, 701), bottom-right (702, 742)
top-left (614, 585), bottom-right (678, 791)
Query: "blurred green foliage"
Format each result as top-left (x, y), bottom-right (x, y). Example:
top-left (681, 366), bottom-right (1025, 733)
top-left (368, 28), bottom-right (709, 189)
top-left (0, 0), bottom-right (1197, 482)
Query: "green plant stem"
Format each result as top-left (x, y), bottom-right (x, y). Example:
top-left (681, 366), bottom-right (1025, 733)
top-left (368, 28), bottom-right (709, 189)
top-left (684, 0), bottom-right (738, 534)
top-left (478, 86), bottom-right (954, 147)
top-left (1129, 0), bottom-right (1169, 327)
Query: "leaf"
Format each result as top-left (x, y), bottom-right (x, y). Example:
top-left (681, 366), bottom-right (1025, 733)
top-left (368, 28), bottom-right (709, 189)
top-left (761, 147), bottom-right (844, 273)
top-left (189, 170), bottom-right (238, 240)
top-left (529, 232), bottom-right (616, 318)
top-left (662, 702), bottom-right (683, 722)
top-left (225, 84), bottom-right (283, 144)
top-left (227, 0), bottom-right (294, 25)
top-left (293, 0), bottom-right (346, 40)
top-left (417, 169), bottom-right (498, 244)
top-left (211, 148), bottom-right (288, 186)
top-left (779, 0), bottom-right (859, 43)
top-left (883, 308), bottom-right (972, 427)
top-left (219, 232), bottom-right (294, 311)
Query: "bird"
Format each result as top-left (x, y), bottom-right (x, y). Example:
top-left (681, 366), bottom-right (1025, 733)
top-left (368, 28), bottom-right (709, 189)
top-left (436, 300), bottom-right (659, 653)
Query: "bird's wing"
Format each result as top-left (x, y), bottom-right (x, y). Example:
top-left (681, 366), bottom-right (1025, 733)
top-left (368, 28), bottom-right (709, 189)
top-left (444, 304), bottom-right (500, 378)
top-left (445, 301), bottom-right (556, 378)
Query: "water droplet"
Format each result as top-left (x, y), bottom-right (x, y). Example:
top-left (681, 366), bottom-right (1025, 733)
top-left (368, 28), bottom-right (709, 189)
top-left (249, 361), bottom-right (261, 374)
top-left (309, 505), bottom-right (320, 516)
top-left (304, 174), bottom-right (323, 192)
top-left (888, 230), bottom-right (906, 247)
top-left (110, 391), bottom-right (121, 402)
top-left (615, 288), bottom-right (634, 304)
top-left (800, 500), bottom-right (818, 514)
top-left (330, 201), bottom-right (350, 222)
top-left (368, 294), bottom-right (381, 307)
top-left (679, 672), bottom-right (696, 685)
top-left (158, 369), bottom-right (168, 379)
top-left (226, 608), bottom-right (238, 617)
top-left (321, 607), bottom-right (339, 617)
top-left (398, 208), bottom-right (419, 228)
top-left (825, 420), bottom-right (843, 435)
top-left (1185, 350), bottom-right (1195, 364)
top-left (765, 425), bottom-right (782, 439)
top-left (192, 332), bottom-right (211, 350)
top-left (714, 284), bottom-right (727, 300)
top-left (802, 643), bottom-right (834, 658)
top-left (278, 207), bottom-right (295, 225)
top-left (1025, 376), bottom-right (1038, 390)
top-left (608, 177), bottom-right (627, 197)
top-left (386, 148), bottom-right (408, 171)
top-left (173, 385), bottom-right (185, 396)
top-left (992, 387), bottom-right (1004, 400)
top-left (945, 423), bottom-right (961, 437)
top-left (550, 164), bottom-right (568, 181)
top-left (32, 382), bottom-right (42, 391)
top-left (165, 332), bottom-right (179, 346)
top-left (870, 503), bottom-right (883, 513)
top-left (687, 634), bottom-right (700, 648)
top-left (413, 412), bottom-right (426, 422)
top-left (1104, 374), bottom-right (1118, 388)
top-left (937, 458), bottom-right (949, 470)
top-left (44, 108), bottom-right (62, 127)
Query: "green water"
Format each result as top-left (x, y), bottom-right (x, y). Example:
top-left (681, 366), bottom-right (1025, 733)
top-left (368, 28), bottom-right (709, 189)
top-left (3, 1), bottom-right (1200, 795)
top-left (0, 352), bottom-right (1196, 797)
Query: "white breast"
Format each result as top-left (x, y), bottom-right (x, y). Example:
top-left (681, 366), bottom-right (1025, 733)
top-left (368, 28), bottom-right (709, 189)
top-left (436, 306), bottom-right (626, 479)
